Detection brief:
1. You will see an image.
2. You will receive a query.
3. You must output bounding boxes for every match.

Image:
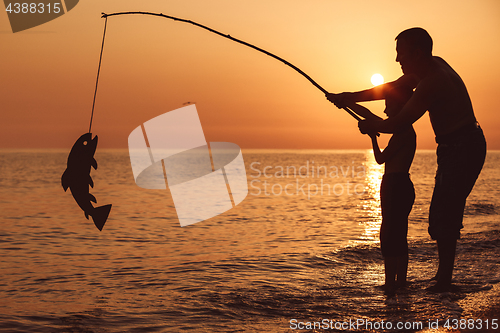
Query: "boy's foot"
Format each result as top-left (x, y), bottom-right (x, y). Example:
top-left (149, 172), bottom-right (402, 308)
top-left (380, 283), bottom-right (397, 296)
top-left (395, 280), bottom-right (408, 289)
top-left (384, 286), bottom-right (396, 297)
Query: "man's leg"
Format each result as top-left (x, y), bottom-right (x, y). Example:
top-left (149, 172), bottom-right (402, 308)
top-left (428, 237), bottom-right (457, 292)
top-left (429, 129), bottom-right (486, 291)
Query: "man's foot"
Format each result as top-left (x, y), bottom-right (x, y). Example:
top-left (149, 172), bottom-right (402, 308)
top-left (426, 283), bottom-right (449, 293)
top-left (426, 283), bottom-right (460, 293)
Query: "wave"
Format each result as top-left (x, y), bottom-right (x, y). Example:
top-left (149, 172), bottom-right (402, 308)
top-left (195, 230), bottom-right (500, 331)
top-left (464, 203), bottom-right (498, 216)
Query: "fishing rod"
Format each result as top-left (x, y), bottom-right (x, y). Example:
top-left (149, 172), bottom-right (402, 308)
top-left (98, 11), bottom-right (362, 122)
top-left (89, 16), bottom-right (108, 133)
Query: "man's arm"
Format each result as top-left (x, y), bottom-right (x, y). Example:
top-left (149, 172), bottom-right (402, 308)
top-left (326, 85), bottom-right (386, 106)
top-left (359, 76), bottom-right (437, 134)
top-left (326, 74), bottom-right (419, 105)
top-left (344, 101), bottom-right (383, 121)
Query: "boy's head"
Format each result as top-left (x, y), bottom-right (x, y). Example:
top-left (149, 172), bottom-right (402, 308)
top-left (384, 85), bottom-right (413, 117)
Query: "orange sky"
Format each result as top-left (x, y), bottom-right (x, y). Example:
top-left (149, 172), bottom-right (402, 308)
top-left (1, 0), bottom-right (499, 149)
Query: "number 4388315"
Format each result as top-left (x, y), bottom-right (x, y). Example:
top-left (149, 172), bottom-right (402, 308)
top-left (443, 319), bottom-right (498, 330)
top-left (5, 3), bottom-right (61, 14)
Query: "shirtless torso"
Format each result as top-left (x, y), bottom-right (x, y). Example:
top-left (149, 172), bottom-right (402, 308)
top-left (383, 128), bottom-right (416, 174)
top-left (418, 56), bottom-right (476, 137)
top-left (351, 55), bottom-right (478, 137)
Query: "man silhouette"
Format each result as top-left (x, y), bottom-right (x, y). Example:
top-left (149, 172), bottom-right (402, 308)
top-left (327, 27), bottom-right (487, 292)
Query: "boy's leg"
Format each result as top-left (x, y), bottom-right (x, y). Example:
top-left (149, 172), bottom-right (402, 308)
top-left (384, 256), bottom-right (397, 295)
top-left (396, 252), bottom-right (408, 288)
top-left (380, 174), bottom-right (413, 294)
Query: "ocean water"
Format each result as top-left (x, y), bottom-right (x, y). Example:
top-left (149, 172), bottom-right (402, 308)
top-left (0, 149), bottom-right (499, 332)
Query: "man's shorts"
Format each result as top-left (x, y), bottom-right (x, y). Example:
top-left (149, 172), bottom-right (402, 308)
top-left (380, 172), bottom-right (415, 257)
top-left (428, 124), bottom-right (486, 240)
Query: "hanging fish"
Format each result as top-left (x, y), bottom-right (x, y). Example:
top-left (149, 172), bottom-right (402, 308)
top-left (61, 133), bottom-right (112, 231)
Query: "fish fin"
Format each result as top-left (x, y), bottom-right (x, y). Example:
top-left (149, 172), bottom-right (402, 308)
top-left (88, 175), bottom-right (94, 188)
top-left (91, 204), bottom-right (112, 231)
top-left (92, 158), bottom-right (98, 170)
top-left (89, 193), bottom-right (97, 203)
top-left (85, 211), bottom-right (89, 220)
top-left (61, 169), bottom-right (70, 191)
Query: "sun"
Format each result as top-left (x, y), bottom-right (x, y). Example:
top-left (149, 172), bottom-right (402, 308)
top-left (371, 73), bottom-right (384, 86)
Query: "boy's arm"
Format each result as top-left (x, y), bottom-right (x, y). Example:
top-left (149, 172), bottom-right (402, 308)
top-left (370, 134), bottom-right (385, 165)
top-left (373, 130), bottom-right (415, 164)
top-left (345, 101), bottom-right (383, 121)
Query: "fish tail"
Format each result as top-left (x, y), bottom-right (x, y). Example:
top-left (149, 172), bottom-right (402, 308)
top-left (91, 204), bottom-right (112, 231)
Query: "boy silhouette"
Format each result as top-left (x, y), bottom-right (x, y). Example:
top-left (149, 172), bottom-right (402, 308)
top-left (346, 85), bottom-right (415, 295)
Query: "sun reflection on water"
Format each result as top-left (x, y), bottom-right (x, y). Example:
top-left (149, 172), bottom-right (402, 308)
top-left (359, 150), bottom-right (384, 242)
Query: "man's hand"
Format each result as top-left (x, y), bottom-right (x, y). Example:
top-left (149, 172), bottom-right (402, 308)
top-left (358, 119), bottom-right (379, 135)
top-left (325, 92), bottom-right (352, 109)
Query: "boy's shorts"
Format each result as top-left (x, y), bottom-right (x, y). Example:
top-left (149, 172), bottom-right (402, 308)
top-left (380, 173), bottom-right (415, 257)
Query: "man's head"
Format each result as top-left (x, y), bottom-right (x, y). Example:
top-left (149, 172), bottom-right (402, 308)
top-left (395, 28), bottom-right (433, 75)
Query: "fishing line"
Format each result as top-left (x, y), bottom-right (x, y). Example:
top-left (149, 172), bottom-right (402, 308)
top-left (99, 11), bottom-right (362, 121)
top-left (89, 16), bottom-right (108, 133)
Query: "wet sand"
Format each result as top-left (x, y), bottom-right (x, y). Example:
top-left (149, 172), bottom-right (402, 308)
top-left (424, 283), bottom-right (500, 333)
top-left (462, 283), bottom-right (500, 332)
